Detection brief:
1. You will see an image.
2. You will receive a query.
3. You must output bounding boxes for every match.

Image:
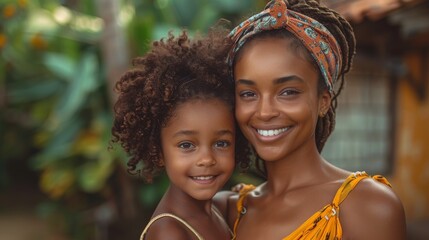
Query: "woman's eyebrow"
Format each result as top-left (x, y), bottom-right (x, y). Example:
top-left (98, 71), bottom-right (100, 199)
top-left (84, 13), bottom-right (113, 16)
top-left (236, 79), bottom-right (254, 85)
top-left (273, 75), bottom-right (304, 85)
top-left (236, 76), bottom-right (304, 85)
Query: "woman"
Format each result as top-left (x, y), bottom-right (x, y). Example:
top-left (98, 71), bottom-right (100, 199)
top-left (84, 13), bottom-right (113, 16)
top-left (215, 0), bottom-right (406, 239)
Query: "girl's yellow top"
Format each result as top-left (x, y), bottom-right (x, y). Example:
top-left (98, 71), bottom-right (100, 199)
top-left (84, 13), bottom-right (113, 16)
top-left (233, 171), bottom-right (392, 240)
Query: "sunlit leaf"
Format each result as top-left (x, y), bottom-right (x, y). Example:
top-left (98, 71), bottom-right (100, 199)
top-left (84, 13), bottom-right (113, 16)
top-left (73, 129), bottom-right (102, 157)
top-left (52, 52), bottom-right (100, 123)
top-left (127, 14), bottom-right (154, 55)
top-left (153, 24), bottom-right (187, 40)
top-left (77, 52), bottom-right (100, 92)
top-left (190, 4), bottom-right (219, 31)
top-left (171, 0), bottom-right (200, 27)
top-left (8, 80), bottom-right (63, 103)
top-left (43, 53), bottom-right (76, 81)
top-left (77, 155), bottom-right (114, 193)
top-left (210, 0), bottom-right (253, 13)
top-left (40, 167), bottom-right (75, 199)
top-left (32, 117), bottom-right (83, 169)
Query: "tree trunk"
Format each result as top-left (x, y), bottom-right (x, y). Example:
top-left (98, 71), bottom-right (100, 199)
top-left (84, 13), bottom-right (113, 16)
top-left (95, 0), bottom-right (136, 220)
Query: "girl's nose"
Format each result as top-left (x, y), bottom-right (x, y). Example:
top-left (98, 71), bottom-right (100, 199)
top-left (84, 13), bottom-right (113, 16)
top-left (196, 148), bottom-right (216, 167)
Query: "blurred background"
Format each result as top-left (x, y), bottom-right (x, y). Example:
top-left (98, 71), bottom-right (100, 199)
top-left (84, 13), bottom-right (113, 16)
top-left (0, 0), bottom-right (428, 239)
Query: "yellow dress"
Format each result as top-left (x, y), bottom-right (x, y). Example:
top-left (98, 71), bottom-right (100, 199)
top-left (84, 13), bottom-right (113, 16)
top-left (233, 171), bottom-right (392, 240)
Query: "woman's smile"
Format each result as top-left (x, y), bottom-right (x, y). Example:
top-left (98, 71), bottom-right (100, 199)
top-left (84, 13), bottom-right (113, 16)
top-left (234, 37), bottom-right (325, 162)
top-left (256, 127), bottom-right (290, 137)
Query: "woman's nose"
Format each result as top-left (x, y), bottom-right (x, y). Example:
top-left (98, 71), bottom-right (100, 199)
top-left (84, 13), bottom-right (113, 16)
top-left (256, 96), bottom-right (280, 121)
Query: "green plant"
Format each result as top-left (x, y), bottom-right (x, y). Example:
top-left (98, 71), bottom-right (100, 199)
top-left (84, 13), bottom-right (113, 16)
top-left (1, 0), bottom-right (263, 238)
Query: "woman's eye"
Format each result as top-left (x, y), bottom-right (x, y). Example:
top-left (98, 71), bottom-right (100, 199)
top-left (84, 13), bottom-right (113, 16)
top-left (178, 142), bottom-right (194, 149)
top-left (214, 140), bottom-right (230, 148)
top-left (280, 89), bottom-right (300, 96)
top-left (239, 91), bottom-right (256, 98)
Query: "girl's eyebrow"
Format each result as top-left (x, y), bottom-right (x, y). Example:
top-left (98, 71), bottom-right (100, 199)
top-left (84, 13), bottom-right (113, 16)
top-left (173, 129), bottom-right (234, 137)
top-left (173, 130), bottom-right (196, 137)
top-left (217, 130), bottom-right (234, 136)
top-left (236, 75), bottom-right (304, 85)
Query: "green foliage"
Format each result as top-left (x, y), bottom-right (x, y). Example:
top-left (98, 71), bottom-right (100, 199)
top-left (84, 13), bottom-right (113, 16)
top-left (1, 0), bottom-right (261, 238)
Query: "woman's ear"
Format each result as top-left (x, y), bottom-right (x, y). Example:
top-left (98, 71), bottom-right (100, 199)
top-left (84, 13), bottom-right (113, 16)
top-left (318, 90), bottom-right (332, 117)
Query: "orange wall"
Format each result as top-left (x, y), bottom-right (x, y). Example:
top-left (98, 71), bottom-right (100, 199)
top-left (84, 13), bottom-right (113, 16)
top-left (391, 52), bottom-right (429, 220)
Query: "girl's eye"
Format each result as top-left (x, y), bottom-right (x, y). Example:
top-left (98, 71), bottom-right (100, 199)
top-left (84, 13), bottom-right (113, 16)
top-left (239, 91), bottom-right (256, 98)
top-left (178, 142), bottom-right (195, 150)
top-left (214, 140), bottom-right (230, 148)
top-left (280, 88), bottom-right (300, 96)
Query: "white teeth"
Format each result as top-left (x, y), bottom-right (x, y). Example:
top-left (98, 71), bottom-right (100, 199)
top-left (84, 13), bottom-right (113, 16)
top-left (257, 127), bottom-right (289, 137)
top-left (193, 176), bottom-right (214, 180)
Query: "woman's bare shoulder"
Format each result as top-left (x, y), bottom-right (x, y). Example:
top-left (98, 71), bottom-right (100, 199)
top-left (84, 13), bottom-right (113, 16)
top-left (143, 214), bottom-right (196, 240)
top-left (213, 190), bottom-right (240, 226)
top-left (213, 190), bottom-right (239, 213)
top-left (340, 177), bottom-right (406, 239)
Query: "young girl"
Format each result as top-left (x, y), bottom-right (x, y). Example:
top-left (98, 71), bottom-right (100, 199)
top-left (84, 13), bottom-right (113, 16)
top-left (216, 0), bottom-right (407, 239)
top-left (111, 30), bottom-right (249, 240)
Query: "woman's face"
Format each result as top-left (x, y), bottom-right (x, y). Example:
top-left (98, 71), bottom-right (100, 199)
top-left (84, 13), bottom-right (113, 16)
top-left (233, 37), bottom-right (330, 162)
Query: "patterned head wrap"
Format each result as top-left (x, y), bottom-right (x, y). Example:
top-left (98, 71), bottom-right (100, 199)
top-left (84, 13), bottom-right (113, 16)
top-left (228, 0), bottom-right (342, 93)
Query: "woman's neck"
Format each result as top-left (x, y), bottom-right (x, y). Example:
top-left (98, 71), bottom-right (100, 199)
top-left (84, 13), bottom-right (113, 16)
top-left (263, 142), bottom-right (331, 196)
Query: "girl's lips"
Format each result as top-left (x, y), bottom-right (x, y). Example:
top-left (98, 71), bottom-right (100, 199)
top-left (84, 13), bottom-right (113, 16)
top-left (190, 175), bottom-right (217, 184)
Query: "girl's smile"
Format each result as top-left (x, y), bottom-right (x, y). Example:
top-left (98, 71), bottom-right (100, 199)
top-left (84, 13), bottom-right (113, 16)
top-left (190, 175), bottom-right (218, 184)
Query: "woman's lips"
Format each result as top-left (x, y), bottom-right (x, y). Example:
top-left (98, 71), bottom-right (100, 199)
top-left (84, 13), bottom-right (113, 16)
top-left (256, 127), bottom-right (290, 137)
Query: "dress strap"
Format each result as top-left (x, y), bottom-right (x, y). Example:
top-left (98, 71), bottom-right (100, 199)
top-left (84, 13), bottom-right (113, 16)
top-left (211, 205), bottom-right (234, 236)
top-left (332, 171), bottom-right (392, 206)
top-left (232, 184), bottom-right (256, 240)
top-left (140, 213), bottom-right (203, 240)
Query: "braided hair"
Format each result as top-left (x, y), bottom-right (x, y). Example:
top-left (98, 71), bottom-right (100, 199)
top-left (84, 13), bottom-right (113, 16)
top-left (289, 0), bottom-right (356, 152)
top-left (112, 29), bottom-right (250, 182)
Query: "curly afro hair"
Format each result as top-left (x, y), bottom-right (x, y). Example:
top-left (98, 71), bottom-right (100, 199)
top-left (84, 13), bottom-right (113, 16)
top-left (112, 29), bottom-right (250, 182)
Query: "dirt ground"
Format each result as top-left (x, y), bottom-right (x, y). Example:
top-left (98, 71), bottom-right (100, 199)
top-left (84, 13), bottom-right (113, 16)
top-left (0, 177), bottom-right (69, 240)
top-left (0, 163), bottom-right (144, 240)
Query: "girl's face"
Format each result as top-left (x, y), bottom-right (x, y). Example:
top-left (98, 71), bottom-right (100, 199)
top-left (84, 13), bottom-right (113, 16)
top-left (160, 99), bottom-right (235, 201)
top-left (234, 37), bottom-right (330, 162)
